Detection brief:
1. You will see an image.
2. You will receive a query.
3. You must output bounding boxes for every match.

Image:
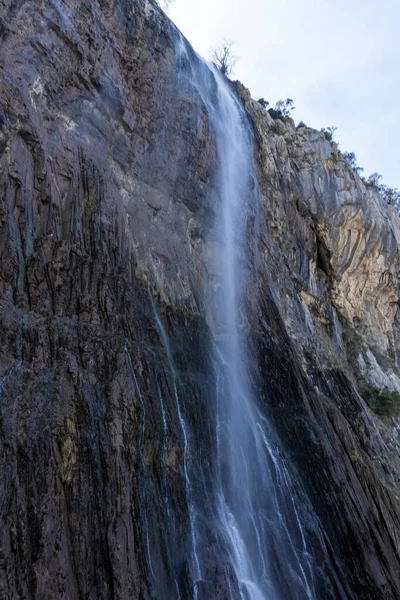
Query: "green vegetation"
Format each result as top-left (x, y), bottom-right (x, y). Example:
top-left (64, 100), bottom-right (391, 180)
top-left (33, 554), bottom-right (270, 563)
top-left (255, 93), bottom-right (400, 212)
top-left (268, 98), bottom-right (295, 120)
top-left (257, 98), bottom-right (269, 109)
top-left (361, 384), bottom-right (400, 417)
top-left (365, 172), bottom-right (382, 188)
top-left (342, 152), bottom-right (365, 176)
top-left (335, 153), bottom-right (400, 211)
top-left (321, 126), bottom-right (337, 141)
top-left (362, 173), bottom-right (400, 211)
top-left (380, 186), bottom-right (400, 209)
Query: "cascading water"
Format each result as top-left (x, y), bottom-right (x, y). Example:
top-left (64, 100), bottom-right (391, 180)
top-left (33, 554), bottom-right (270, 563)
top-left (206, 73), bottom-right (316, 600)
top-left (174, 39), bottom-right (329, 599)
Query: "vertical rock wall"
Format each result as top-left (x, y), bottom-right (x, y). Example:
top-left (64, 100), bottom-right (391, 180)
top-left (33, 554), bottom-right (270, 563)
top-left (0, 1), bottom-right (399, 598)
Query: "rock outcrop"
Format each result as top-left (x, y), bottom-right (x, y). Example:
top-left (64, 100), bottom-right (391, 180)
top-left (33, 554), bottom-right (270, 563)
top-left (0, 1), bottom-right (399, 599)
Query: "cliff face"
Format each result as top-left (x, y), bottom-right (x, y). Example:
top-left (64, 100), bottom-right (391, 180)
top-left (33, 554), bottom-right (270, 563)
top-left (0, 1), bottom-right (399, 599)
top-left (239, 89), bottom-right (400, 596)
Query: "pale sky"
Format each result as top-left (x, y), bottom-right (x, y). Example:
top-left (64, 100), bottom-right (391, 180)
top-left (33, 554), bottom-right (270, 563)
top-left (169, 0), bottom-right (399, 189)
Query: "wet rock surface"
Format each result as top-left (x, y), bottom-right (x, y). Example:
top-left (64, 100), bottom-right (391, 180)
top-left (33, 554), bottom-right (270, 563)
top-left (0, 0), bottom-right (399, 599)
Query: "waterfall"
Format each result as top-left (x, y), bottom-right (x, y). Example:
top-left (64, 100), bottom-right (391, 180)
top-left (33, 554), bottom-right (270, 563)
top-left (175, 39), bottom-right (322, 600)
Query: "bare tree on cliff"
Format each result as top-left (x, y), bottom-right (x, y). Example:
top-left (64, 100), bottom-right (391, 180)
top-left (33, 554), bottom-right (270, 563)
top-left (211, 40), bottom-right (237, 77)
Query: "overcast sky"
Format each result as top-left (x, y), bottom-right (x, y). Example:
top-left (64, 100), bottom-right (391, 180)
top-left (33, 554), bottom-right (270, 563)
top-left (169, 0), bottom-right (399, 188)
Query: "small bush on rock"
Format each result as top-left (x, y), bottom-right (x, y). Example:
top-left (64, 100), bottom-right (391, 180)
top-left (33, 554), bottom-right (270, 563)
top-left (268, 98), bottom-right (295, 120)
top-left (361, 384), bottom-right (400, 417)
top-left (321, 126), bottom-right (337, 141)
top-left (341, 153), bottom-right (400, 213)
top-left (257, 98), bottom-right (269, 109)
top-left (381, 186), bottom-right (400, 210)
top-left (365, 172), bottom-right (382, 189)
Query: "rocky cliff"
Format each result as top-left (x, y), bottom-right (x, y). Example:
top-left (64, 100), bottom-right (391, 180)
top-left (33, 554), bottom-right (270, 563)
top-left (0, 0), bottom-right (399, 599)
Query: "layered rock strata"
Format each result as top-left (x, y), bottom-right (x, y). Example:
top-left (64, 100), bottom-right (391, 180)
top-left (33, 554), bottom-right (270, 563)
top-left (0, 1), bottom-right (399, 598)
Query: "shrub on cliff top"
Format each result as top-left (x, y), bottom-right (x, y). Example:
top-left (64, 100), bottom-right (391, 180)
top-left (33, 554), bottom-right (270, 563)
top-left (343, 152), bottom-right (359, 171)
top-left (257, 98), bottom-right (269, 109)
top-left (381, 185), bottom-right (400, 210)
top-left (268, 98), bottom-right (295, 120)
top-left (365, 172), bottom-right (382, 189)
top-left (364, 173), bottom-right (400, 212)
top-left (341, 154), bottom-right (400, 213)
top-left (321, 126), bottom-right (337, 141)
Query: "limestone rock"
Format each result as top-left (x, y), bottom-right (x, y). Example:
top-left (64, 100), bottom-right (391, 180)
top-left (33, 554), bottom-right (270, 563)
top-left (0, 1), bottom-right (399, 599)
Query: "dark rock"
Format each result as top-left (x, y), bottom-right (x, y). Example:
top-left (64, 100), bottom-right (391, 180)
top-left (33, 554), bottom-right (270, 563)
top-left (0, 1), bottom-right (399, 599)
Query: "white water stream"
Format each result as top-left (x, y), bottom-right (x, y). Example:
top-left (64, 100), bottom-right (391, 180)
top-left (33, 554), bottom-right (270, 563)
top-left (175, 38), bottom-right (317, 599)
